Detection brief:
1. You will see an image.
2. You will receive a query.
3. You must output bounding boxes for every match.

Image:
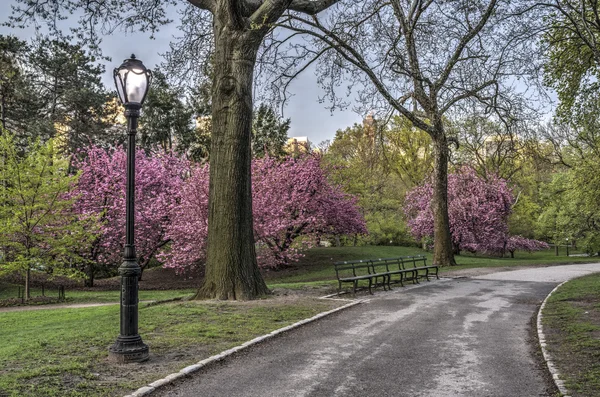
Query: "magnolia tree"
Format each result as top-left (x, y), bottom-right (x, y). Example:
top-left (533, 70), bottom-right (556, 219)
top-left (161, 155), bottom-right (367, 272)
top-left (70, 146), bottom-right (187, 285)
top-left (404, 167), bottom-right (548, 258)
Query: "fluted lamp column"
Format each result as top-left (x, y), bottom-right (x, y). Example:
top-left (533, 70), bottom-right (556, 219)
top-left (108, 54), bottom-right (152, 363)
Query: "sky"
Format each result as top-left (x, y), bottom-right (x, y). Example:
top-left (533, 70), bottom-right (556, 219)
top-left (0, 2), bottom-right (364, 146)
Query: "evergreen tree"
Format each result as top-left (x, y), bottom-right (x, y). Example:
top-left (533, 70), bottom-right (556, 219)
top-left (251, 104), bottom-right (290, 158)
top-left (0, 35), bottom-right (44, 145)
top-left (27, 37), bottom-right (112, 153)
top-left (139, 70), bottom-right (195, 155)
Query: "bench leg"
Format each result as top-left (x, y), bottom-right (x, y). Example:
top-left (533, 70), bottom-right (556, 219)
top-left (425, 268), bottom-right (431, 281)
top-left (367, 278), bottom-right (373, 295)
top-left (352, 280), bottom-right (358, 295)
top-left (413, 270), bottom-right (420, 284)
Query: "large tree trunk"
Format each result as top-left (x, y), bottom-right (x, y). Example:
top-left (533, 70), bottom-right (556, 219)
top-left (431, 130), bottom-right (456, 267)
top-left (195, 16), bottom-right (269, 300)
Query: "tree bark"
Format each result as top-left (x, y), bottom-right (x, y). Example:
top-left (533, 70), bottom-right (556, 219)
top-left (431, 130), bottom-right (456, 267)
top-left (195, 15), bottom-right (269, 300)
top-left (84, 262), bottom-right (94, 287)
top-left (25, 267), bottom-right (30, 301)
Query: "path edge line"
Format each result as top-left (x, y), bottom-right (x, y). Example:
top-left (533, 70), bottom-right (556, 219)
top-left (123, 299), bottom-right (362, 397)
top-left (537, 280), bottom-right (571, 397)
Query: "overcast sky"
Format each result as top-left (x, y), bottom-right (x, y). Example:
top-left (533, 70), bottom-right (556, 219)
top-left (1, 3), bottom-right (363, 145)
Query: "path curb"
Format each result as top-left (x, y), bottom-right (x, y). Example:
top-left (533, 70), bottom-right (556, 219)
top-left (537, 280), bottom-right (571, 397)
top-left (123, 299), bottom-right (362, 397)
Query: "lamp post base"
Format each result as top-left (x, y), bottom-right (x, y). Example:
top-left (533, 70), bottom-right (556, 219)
top-left (108, 335), bottom-right (149, 363)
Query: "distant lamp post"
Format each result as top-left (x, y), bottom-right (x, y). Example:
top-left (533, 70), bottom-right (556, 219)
top-left (108, 54), bottom-right (152, 363)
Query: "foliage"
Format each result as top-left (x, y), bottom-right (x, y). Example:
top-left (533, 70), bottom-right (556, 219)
top-left (0, 34), bottom-right (113, 153)
top-left (161, 155), bottom-right (367, 271)
top-left (538, 160), bottom-right (600, 255)
top-left (139, 70), bottom-right (196, 156)
top-left (404, 167), bottom-right (547, 257)
top-left (325, 116), bottom-right (430, 246)
top-left (252, 155), bottom-right (366, 267)
top-left (0, 132), bottom-right (91, 298)
top-left (158, 164), bottom-right (210, 271)
top-left (541, 0), bottom-right (600, 122)
top-left (70, 146), bottom-right (187, 282)
top-left (27, 37), bottom-right (113, 152)
top-left (251, 103), bottom-right (290, 158)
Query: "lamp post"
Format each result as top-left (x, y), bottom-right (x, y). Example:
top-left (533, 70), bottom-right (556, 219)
top-left (108, 54), bottom-right (152, 363)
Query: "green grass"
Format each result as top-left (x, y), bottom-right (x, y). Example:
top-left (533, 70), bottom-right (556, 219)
top-left (64, 289), bottom-right (196, 303)
top-left (0, 297), bottom-right (344, 397)
top-left (542, 273), bottom-right (600, 396)
top-left (0, 283), bottom-right (196, 304)
top-left (263, 246), bottom-right (598, 285)
top-left (0, 244), bottom-right (597, 396)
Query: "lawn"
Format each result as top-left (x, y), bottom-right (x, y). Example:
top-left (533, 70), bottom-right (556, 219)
top-left (263, 246), bottom-right (598, 284)
top-left (0, 245), bottom-right (598, 396)
top-left (541, 273), bottom-right (600, 397)
top-left (0, 296), bottom-right (346, 397)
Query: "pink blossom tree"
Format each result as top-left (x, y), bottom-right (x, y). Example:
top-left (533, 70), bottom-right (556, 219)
top-left (506, 236), bottom-right (550, 258)
top-left (71, 146), bottom-right (187, 285)
top-left (161, 155), bottom-right (367, 272)
top-left (252, 156), bottom-right (367, 268)
top-left (158, 165), bottom-right (210, 272)
top-left (404, 167), bottom-right (547, 258)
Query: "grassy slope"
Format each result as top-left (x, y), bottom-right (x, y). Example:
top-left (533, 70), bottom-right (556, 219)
top-left (542, 273), bottom-right (600, 397)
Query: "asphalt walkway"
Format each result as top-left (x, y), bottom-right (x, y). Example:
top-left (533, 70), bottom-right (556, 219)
top-left (151, 263), bottom-right (600, 397)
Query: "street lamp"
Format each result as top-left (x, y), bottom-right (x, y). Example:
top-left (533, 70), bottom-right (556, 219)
top-left (108, 54), bottom-right (152, 363)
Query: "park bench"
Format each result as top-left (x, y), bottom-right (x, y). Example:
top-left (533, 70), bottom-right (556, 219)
top-left (333, 255), bottom-right (439, 295)
top-left (400, 255), bottom-right (439, 282)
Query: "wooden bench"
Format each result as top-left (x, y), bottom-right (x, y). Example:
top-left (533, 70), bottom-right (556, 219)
top-left (400, 255), bottom-right (439, 282)
top-left (334, 255), bottom-right (439, 295)
top-left (333, 259), bottom-right (385, 295)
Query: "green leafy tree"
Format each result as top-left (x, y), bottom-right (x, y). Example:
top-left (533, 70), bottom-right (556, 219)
top-left (0, 132), bottom-right (91, 300)
top-left (251, 103), bottom-right (290, 158)
top-left (384, 115), bottom-right (433, 188)
top-left (537, 94), bottom-right (600, 252)
top-left (326, 115), bottom-right (429, 246)
top-left (542, 0), bottom-right (600, 122)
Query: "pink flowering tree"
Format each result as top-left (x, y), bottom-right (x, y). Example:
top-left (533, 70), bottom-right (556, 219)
top-left (252, 156), bottom-right (367, 268)
top-left (70, 146), bottom-right (187, 285)
top-left (161, 155), bottom-right (367, 271)
top-left (404, 167), bottom-right (547, 258)
top-left (506, 235), bottom-right (550, 258)
top-left (158, 164), bottom-right (210, 272)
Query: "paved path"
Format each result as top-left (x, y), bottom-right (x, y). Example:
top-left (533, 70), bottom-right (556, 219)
top-left (153, 263), bottom-right (600, 397)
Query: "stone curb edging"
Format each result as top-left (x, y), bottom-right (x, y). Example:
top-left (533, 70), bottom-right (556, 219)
top-left (123, 299), bottom-right (362, 397)
top-left (537, 280), bottom-right (571, 397)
